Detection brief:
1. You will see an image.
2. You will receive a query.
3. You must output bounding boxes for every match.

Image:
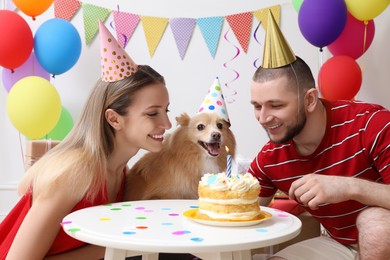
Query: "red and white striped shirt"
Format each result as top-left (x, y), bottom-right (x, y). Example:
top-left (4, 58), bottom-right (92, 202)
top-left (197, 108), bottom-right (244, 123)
top-left (249, 99), bottom-right (390, 245)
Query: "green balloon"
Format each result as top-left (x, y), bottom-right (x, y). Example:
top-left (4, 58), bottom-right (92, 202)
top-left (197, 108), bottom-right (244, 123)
top-left (41, 106), bottom-right (73, 140)
top-left (292, 0), bottom-right (304, 12)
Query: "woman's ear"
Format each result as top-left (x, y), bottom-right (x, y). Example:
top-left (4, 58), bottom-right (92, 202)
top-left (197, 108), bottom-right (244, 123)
top-left (105, 109), bottom-right (122, 130)
top-left (305, 88), bottom-right (319, 113)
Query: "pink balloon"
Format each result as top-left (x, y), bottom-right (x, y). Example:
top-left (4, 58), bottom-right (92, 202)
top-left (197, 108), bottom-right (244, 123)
top-left (2, 52), bottom-right (50, 92)
top-left (327, 12), bottom-right (375, 59)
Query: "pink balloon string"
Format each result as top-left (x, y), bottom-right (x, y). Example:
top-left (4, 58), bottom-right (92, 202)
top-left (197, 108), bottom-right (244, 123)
top-left (222, 28), bottom-right (239, 104)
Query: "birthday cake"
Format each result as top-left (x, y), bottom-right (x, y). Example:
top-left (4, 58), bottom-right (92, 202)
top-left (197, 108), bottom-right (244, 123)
top-left (197, 172), bottom-right (261, 221)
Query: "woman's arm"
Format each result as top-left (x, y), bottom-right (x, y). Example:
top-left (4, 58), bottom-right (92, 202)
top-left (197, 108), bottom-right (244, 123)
top-left (6, 185), bottom-right (84, 260)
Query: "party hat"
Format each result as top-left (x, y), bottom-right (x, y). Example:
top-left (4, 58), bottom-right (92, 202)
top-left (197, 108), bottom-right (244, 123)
top-left (262, 10), bottom-right (296, 68)
top-left (197, 77), bottom-right (230, 125)
top-left (98, 20), bottom-right (138, 82)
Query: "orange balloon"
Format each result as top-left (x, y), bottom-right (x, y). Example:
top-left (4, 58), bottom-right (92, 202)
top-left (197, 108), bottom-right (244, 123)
top-left (12, 0), bottom-right (54, 20)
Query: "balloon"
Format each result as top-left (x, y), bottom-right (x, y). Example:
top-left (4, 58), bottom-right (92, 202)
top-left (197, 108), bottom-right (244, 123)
top-left (39, 106), bottom-right (73, 140)
top-left (318, 56), bottom-right (362, 101)
top-left (7, 76), bottom-right (62, 139)
top-left (328, 13), bottom-right (375, 60)
top-left (2, 52), bottom-right (50, 92)
top-left (345, 0), bottom-right (390, 21)
top-left (34, 18), bottom-right (82, 76)
top-left (12, 0), bottom-right (53, 20)
top-left (298, 0), bottom-right (347, 48)
top-left (0, 10), bottom-right (33, 71)
top-left (292, 0), bottom-right (304, 12)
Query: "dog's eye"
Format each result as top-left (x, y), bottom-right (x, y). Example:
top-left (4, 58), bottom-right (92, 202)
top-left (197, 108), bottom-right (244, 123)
top-left (217, 123), bottom-right (223, 130)
top-left (197, 124), bottom-right (205, 131)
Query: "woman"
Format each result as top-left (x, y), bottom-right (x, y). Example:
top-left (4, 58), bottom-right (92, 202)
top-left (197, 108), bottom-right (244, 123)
top-left (0, 21), bottom-right (172, 259)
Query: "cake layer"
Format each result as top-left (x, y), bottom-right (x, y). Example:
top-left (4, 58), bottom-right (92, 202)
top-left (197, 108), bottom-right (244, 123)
top-left (198, 185), bottom-right (259, 201)
top-left (197, 172), bottom-right (261, 221)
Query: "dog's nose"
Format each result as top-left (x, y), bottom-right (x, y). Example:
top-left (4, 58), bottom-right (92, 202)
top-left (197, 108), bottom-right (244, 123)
top-left (212, 132), bottom-right (221, 141)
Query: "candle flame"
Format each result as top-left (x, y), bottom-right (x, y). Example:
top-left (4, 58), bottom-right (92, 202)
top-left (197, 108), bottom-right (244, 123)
top-left (225, 146), bottom-right (229, 153)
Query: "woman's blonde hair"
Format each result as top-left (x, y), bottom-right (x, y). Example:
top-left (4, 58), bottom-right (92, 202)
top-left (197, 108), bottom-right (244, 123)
top-left (19, 65), bottom-right (165, 201)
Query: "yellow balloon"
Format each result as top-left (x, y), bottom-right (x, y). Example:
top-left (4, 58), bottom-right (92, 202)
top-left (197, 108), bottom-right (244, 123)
top-left (7, 76), bottom-right (62, 139)
top-left (12, 0), bottom-right (54, 20)
top-left (345, 0), bottom-right (390, 21)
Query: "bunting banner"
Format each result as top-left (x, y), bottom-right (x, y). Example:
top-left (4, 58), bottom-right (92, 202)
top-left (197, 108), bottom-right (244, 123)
top-left (54, 0), bottom-right (80, 21)
top-left (225, 12), bottom-right (253, 53)
top-left (196, 16), bottom-right (224, 58)
top-left (253, 5), bottom-right (281, 30)
top-left (112, 10), bottom-right (140, 48)
top-left (169, 18), bottom-right (196, 59)
top-left (54, 2), bottom-right (281, 59)
top-left (141, 16), bottom-right (169, 57)
top-left (82, 3), bottom-right (111, 45)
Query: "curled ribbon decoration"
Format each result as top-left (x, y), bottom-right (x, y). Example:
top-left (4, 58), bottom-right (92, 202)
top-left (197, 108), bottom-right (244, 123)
top-left (222, 28), bottom-right (239, 104)
top-left (253, 21), bottom-right (262, 69)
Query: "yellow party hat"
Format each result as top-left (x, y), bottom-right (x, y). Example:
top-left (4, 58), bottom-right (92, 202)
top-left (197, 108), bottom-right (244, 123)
top-left (262, 10), bottom-right (296, 68)
top-left (98, 20), bottom-right (138, 82)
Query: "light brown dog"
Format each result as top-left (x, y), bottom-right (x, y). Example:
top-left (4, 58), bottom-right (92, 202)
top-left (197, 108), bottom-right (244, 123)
top-left (124, 112), bottom-right (236, 200)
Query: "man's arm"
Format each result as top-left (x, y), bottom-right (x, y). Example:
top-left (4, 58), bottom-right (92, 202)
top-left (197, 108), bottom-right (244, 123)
top-left (289, 174), bottom-right (390, 210)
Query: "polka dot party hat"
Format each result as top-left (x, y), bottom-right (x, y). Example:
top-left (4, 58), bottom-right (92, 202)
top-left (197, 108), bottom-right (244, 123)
top-left (98, 20), bottom-right (138, 82)
top-left (197, 77), bottom-right (230, 125)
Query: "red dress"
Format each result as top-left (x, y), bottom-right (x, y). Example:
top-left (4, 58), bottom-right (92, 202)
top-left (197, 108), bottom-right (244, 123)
top-left (0, 171), bottom-right (126, 259)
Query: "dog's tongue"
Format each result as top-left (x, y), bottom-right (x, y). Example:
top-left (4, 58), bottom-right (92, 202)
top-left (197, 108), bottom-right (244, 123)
top-left (207, 143), bottom-right (220, 156)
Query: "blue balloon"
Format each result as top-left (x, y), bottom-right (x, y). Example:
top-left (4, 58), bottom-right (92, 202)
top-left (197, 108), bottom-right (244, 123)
top-left (298, 0), bottom-right (347, 49)
top-left (34, 18), bottom-right (81, 75)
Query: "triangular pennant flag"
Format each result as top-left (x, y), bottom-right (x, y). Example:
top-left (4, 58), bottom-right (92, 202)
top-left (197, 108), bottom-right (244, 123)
top-left (169, 18), bottom-right (196, 59)
top-left (141, 16), bottom-right (169, 57)
top-left (112, 11), bottom-right (140, 49)
top-left (54, 0), bottom-right (80, 21)
top-left (226, 12), bottom-right (253, 53)
top-left (197, 16), bottom-right (224, 58)
top-left (253, 5), bottom-right (281, 30)
top-left (82, 3), bottom-right (111, 45)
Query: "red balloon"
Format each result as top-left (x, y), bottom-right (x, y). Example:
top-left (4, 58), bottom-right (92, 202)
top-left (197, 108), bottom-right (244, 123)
top-left (318, 56), bottom-right (362, 101)
top-left (0, 10), bottom-right (33, 71)
top-left (328, 12), bottom-right (375, 59)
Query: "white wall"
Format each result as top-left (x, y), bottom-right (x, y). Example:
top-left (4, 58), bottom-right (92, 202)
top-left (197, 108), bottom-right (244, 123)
top-left (1, 0), bottom-right (389, 220)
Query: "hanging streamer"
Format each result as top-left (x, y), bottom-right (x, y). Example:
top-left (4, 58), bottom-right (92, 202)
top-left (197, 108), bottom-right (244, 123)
top-left (222, 28), bottom-right (239, 104)
top-left (110, 5), bottom-right (129, 48)
top-left (252, 21), bottom-right (262, 69)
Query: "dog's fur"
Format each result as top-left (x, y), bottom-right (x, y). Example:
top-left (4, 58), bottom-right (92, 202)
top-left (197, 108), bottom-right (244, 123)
top-left (124, 112), bottom-right (236, 200)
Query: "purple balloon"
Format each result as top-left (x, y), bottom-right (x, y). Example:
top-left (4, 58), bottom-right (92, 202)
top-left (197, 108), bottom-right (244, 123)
top-left (2, 52), bottom-right (50, 92)
top-left (298, 0), bottom-right (347, 48)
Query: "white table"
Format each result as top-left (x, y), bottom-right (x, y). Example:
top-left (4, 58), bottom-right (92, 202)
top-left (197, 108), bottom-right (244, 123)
top-left (62, 200), bottom-right (301, 260)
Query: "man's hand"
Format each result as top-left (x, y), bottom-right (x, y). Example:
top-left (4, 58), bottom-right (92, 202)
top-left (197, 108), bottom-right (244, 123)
top-left (289, 174), bottom-right (352, 210)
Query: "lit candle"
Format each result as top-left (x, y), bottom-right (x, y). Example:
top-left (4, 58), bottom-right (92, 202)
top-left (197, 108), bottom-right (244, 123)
top-left (225, 146), bottom-right (232, 178)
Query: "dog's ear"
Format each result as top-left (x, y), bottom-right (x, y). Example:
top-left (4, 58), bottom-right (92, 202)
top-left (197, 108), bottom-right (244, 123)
top-left (175, 113), bottom-right (190, 126)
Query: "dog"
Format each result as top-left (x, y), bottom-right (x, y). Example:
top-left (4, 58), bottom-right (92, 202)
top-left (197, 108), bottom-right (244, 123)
top-left (124, 112), bottom-right (236, 200)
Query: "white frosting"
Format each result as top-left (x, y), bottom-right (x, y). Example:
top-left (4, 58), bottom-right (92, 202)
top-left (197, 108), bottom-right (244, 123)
top-left (200, 172), bottom-right (260, 193)
top-left (198, 197), bottom-right (259, 205)
top-left (199, 209), bottom-right (259, 220)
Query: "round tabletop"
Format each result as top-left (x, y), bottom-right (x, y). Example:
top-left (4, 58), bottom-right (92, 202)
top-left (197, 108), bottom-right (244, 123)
top-left (62, 199), bottom-right (301, 254)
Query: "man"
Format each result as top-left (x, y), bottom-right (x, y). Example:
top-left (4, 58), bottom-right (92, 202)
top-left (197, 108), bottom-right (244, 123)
top-left (249, 11), bottom-right (390, 260)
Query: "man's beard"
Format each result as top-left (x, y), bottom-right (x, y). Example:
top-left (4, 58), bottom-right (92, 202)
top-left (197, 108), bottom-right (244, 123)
top-left (269, 109), bottom-right (307, 144)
